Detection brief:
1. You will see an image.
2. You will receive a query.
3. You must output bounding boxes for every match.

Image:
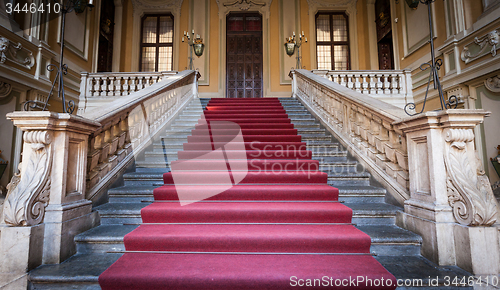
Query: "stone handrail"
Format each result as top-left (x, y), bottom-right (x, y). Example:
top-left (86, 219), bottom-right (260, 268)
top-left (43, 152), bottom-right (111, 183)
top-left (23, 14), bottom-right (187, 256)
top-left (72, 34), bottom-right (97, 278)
top-left (292, 69), bottom-right (410, 203)
top-left (82, 70), bottom-right (199, 201)
top-left (311, 69), bottom-right (413, 109)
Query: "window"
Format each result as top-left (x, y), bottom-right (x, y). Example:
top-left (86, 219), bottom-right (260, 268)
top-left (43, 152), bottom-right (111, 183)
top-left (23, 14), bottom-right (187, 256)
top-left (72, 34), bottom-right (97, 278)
top-left (140, 14), bottom-right (174, 72)
top-left (315, 12), bottom-right (350, 70)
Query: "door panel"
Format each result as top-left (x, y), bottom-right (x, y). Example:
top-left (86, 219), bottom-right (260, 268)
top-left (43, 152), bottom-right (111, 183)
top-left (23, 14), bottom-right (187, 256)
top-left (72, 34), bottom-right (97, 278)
top-left (226, 13), bottom-right (263, 98)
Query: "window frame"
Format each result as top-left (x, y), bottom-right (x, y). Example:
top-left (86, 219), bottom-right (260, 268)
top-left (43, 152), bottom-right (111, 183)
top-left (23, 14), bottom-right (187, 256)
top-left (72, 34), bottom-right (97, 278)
top-left (139, 13), bottom-right (174, 72)
top-left (315, 12), bottom-right (351, 70)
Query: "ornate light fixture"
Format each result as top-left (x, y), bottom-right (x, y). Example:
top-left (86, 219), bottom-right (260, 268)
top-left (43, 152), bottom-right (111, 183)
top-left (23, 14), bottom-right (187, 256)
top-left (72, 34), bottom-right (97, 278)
top-left (284, 31), bottom-right (307, 69)
top-left (403, 0), bottom-right (457, 116)
top-left (182, 30), bottom-right (205, 70)
top-left (24, 0), bottom-right (94, 114)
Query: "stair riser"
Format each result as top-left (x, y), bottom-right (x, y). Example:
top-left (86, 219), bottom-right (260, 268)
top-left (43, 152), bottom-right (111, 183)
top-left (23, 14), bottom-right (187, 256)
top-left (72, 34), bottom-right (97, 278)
top-left (76, 243), bottom-right (125, 254)
top-left (352, 216), bottom-right (395, 226)
top-left (370, 244), bottom-right (421, 256)
top-left (28, 283), bottom-right (102, 290)
top-left (339, 196), bottom-right (385, 203)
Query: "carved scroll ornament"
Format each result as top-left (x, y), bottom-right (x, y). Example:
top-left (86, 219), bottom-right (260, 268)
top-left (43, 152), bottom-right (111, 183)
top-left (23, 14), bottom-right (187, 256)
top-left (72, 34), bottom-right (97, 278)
top-left (0, 36), bottom-right (35, 69)
top-left (444, 128), bottom-right (497, 226)
top-left (3, 131), bottom-right (52, 226)
top-left (461, 29), bottom-right (499, 64)
top-left (485, 75), bottom-right (500, 93)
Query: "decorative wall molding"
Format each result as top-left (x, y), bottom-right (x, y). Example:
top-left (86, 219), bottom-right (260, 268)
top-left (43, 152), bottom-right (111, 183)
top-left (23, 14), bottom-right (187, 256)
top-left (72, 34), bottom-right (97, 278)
top-left (222, 0), bottom-right (265, 10)
top-left (461, 28), bottom-right (499, 64)
top-left (443, 128), bottom-right (498, 226)
top-left (3, 131), bottom-right (52, 226)
top-left (0, 80), bottom-right (12, 99)
top-left (485, 75), bottom-right (500, 92)
top-left (0, 36), bottom-right (35, 69)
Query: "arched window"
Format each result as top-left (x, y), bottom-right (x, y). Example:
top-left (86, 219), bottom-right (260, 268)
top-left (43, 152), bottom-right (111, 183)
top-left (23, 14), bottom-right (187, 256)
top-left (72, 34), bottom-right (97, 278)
top-left (315, 12), bottom-right (350, 70)
top-left (140, 14), bottom-right (174, 72)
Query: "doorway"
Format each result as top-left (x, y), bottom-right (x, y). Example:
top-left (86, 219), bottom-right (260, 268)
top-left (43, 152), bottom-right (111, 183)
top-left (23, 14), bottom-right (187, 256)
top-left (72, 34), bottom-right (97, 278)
top-left (97, 0), bottom-right (115, 72)
top-left (375, 0), bottom-right (394, 70)
top-left (226, 13), bottom-right (263, 98)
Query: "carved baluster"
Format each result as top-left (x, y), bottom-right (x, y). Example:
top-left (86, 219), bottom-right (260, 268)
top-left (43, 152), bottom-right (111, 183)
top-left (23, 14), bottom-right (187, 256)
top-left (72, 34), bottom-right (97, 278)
top-left (369, 73), bottom-right (376, 95)
top-left (354, 74), bottom-right (361, 92)
top-left (361, 74), bottom-right (369, 94)
top-left (107, 77), bottom-right (114, 96)
top-left (100, 77), bottom-right (108, 97)
top-left (376, 74), bottom-right (383, 95)
top-left (93, 77), bottom-right (100, 96)
top-left (347, 74), bottom-right (354, 89)
top-left (391, 73), bottom-right (399, 94)
top-left (137, 77), bottom-right (144, 90)
top-left (383, 74), bottom-right (391, 94)
top-left (339, 74), bottom-right (346, 87)
top-left (130, 77), bottom-right (137, 92)
top-left (114, 77), bottom-right (122, 96)
top-left (122, 77), bottom-right (129, 95)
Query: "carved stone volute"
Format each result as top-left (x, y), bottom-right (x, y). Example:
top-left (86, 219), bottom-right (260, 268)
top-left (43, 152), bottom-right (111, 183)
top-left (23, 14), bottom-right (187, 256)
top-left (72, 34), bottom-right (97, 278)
top-left (2, 130), bottom-right (52, 226)
top-left (443, 128), bottom-right (497, 226)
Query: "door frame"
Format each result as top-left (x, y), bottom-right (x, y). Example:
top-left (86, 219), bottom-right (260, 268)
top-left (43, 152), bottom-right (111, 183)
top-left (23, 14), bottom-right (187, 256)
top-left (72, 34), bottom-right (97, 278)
top-left (225, 12), bottom-right (264, 98)
top-left (217, 1), bottom-right (272, 98)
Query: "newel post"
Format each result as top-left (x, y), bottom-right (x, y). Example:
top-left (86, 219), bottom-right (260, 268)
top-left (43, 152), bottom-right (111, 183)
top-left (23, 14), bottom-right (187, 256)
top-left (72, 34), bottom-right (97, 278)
top-left (394, 109), bottom-right (499, 276)
top-left (1, 112), bottom-right (101, 271)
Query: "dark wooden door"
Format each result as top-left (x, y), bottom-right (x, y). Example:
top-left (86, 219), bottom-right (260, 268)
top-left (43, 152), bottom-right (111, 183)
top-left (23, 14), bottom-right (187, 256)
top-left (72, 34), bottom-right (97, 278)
top-left (97, 0), bottom-right (115, 72)
top-left (375, 0), bottom-right (394, 70)
top-left (226, 13), bottom-right (263, 98)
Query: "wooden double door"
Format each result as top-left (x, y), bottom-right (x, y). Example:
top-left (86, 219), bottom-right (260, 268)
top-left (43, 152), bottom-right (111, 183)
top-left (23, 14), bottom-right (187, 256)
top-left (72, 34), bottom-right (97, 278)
top-left (226, 13), bottom-right (263, 98)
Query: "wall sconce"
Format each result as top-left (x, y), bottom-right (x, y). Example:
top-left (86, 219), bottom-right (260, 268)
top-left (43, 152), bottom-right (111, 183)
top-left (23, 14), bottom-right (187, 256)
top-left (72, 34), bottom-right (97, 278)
top-left (182, 30), bottom-right (205, 70)
top-left (284, 31), bottom-right (307, 69)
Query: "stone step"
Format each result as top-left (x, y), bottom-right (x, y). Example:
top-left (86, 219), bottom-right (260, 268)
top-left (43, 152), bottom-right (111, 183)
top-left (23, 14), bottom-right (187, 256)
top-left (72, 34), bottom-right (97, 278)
top-left (337, 185), bottom-right (387, 203)
top-left (357, 225), bottom-right (422, 256)
top-left (327, 172), bottom-right (371, 186)
top-left (28, 253), bottom-right (122, 290)
top-left (75, 225), bottom-right (138, 253)
top-left (108, 185), bottom-right (158, 202)
top-left (94, 202), bottom-right (149, 225)
top-left (346, 202), bottom-right (400, 225)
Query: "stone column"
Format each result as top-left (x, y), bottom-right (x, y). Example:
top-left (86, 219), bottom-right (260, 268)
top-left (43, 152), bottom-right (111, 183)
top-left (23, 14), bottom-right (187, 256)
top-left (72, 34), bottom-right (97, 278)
top-left (1, 112), bottom-right (101, 268)
top-left (394, 109), bottom-right (499, 276)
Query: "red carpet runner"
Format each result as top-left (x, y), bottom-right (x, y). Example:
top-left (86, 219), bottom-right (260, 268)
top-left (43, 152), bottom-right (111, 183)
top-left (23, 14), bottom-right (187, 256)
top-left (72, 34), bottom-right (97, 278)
top-left (99, 98), bottom-right (397, 289)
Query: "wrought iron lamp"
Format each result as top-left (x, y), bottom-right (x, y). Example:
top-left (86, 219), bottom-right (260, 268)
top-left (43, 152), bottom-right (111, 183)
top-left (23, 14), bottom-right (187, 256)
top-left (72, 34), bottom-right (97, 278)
top-left (403, 0), bottom-right (457, 116)
top-left (24, 0), bottom-right (94, 114)
top-left (284, 31), bottom-right (307, 69)
top-left (182, 30), bottom-right (205, 70)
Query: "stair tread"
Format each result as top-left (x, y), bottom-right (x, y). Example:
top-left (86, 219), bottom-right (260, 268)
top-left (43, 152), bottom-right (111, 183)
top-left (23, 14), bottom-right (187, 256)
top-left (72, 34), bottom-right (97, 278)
top-left (29, 253), bottom-right (122, 282)
top-left (76, 225), bottom-right (139, 242)
top-left (356, 225), bottom-right (422, 244)
top-left (344, 202), bottom-right (400, 215)
top-left (95, 202), bottom-right (150, 214)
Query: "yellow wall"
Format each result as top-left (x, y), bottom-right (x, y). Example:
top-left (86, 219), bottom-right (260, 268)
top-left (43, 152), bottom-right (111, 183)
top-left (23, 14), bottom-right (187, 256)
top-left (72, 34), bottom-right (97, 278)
top-left (356, 0), bottom-right (371, 70)
top-left (199, 0), bottom-right (220, 93)
top-left (121, 0), bottom-right (134, 72)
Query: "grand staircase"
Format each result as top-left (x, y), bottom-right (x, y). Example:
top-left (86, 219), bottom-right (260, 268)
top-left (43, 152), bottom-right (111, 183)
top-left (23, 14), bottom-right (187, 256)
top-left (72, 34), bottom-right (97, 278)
top-left (28, 98), bottom-right (471, 289)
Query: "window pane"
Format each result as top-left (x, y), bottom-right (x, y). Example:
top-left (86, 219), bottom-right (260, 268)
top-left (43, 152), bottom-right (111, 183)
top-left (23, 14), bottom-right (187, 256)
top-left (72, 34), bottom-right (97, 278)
top-left (142, 17), bottom-right (157, 43)
top-left (334, 45), bottom-right (349, 70)
top-left (159, 16), bottom-right (173, 43)
top-left (317, 45), bottom-right (332, 70)
top-left (332, 15), bottom-right (347, 42)
top-left (246, 16), bottom-right (261, 31)
top-left (141, 47), bottom-right (156, 71)
top-left (316, 14), bottom-right (330, 42)
top-left (158, 47), bottom-right (173, 71)
top-left (228, 16), bottom-right (244, 31)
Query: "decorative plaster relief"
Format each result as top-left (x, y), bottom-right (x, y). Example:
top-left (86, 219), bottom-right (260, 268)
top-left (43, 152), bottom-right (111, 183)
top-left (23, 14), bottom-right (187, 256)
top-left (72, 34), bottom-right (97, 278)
top-left (0, 36), bottom-right (35, 69)
top-left (485, 75), bottom-right (500, 93)
top-left (3, 131), bottom-right (52, 226)
top-left (131, 0), bottom-right (183, 11)
top-left (223, 0), bottom-right (265, 10)
top-left (0, 81), bottom-right (12, 100)
top-left (444, 128), bottom-right (497, 226)
top-left (461, 28), bottom-right (499, 64)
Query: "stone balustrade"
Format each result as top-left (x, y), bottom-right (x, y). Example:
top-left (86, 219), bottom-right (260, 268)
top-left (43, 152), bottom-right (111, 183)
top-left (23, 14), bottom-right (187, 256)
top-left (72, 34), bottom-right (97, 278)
top-left (311, 69), bottom-right (413, 109)
top-left (81, 70), bottom-right (198, 201)
top-left (1, 70), bottom-right (199, 272)
top-left (292, 69), bottom-right (410, 204)
top-left (291, 69), bottom-right (499, 276)
top-left (78, 71), bottom-right (179, 114)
